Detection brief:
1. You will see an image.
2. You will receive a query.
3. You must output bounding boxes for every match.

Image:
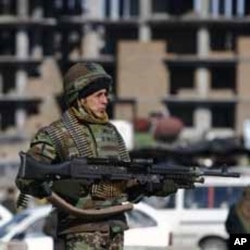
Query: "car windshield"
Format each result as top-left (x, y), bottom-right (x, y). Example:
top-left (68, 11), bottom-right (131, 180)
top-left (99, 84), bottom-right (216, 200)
top-left (0, 212), bottom-right (29, 238)
top-left (184, 186), bottom-right (243, 209)
top-left (126, 209), bottom-right (157, 228)
top-left (142, 195), bottom-right (176, 209)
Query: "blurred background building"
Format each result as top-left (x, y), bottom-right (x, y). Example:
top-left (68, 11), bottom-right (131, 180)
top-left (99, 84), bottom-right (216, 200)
top-left (1, 0), bottom-right (250, 186)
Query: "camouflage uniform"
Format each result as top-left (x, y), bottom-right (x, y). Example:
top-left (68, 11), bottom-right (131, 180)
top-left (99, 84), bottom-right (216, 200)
top-left (16, 63), bottom-right (133, 250)
top-left (16, 63), bottom-right (178, 249)
top-left (225, 186), bottom-right (250, 234)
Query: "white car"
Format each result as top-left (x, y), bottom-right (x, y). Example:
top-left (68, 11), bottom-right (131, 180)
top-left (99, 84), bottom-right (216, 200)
top-left (143, 169), bottom-right (250, 250)
top-left (0, 205), bottom-right (53, 250)
top-left (124, 202), bottom-right (172, 249)
top-left (0, 203), bottom-right (171, 250)
top-left (0, 205), bottom-right (13, 227)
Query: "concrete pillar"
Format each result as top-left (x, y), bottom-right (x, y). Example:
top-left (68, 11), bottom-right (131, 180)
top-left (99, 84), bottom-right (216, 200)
top-left (15, 70), bottom-right (27, 94)
top-left (196, 27), bottom-right (210, 97)
top-left (15, 29), bottom-right (29, 92)
top-left (195, 0), bottom-right (211, 134)
top-left (197, 6), bottom-right (210, 55)
top-left (139, 25), bottom-right (151, 42)
top-left (123, 0), bottom-right (131, 19)
top-left (16, 30), bottom-right (29, 59)
top-left (194, 108), bottom-right (212, 134)
top-left (17, 0), bottom-right (29, 17)
top-left (32, 0), bottom-right (44, 19)
top-left (15, 8), bottom-right (29, 132)
top-left (15, 70), bottom-right (27, 132)
top-left (237, 0), bottom-right (245, 17)
top-left (199, 0), bottom-right (210, 18)
top-left (110, 0), bottom-right (120, 20)
top-left (211, 0), bottom-right (219, 17)
top-left (224, 0), bottom-right (233, 17)
top-left (31, 0), bottom-right (43, 59)
top-left (68, 0), bottom-right (76, 9)
top-left (31, 31), bottom-right (43, 58)
top-left (15, 109), bottom-right (27, 133)
top-left (0, 73), bottom-right (3, 95)
top-left (195, 68), bottom-right (210, 97)
top-left (14, 66), bottom-right (28, 132)
top-left (197, 28), bottom-right (210, 57)
top-left (194, 0), bottom-right (202, 15)
top-left (139, 0), bottom-right (151, 41)
top-left (85, 0), bottom-right (105, 19)
top-left (82, 24), bottom-right (100, 58)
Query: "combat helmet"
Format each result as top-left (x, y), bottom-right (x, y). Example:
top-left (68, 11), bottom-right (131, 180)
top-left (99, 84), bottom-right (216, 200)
top-left (63, 62), bottom-right (112, 106)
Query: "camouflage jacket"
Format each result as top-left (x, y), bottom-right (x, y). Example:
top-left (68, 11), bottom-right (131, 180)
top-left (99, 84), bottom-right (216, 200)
top-left (16, 109), bottom-right (133, 233)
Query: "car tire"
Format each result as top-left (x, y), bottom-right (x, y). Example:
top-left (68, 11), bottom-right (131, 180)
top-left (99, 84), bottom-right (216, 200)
top-left (200, 238), bottom-right (228, 250)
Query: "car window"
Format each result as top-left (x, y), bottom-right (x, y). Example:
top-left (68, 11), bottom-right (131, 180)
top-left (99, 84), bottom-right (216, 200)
top-left (126, 209), bottom-right (157, 228)
top-left (184, 186), bottom-right (243, 209)
top-left (0, 213), bottom-right (28, 238)
top-left (142, 194), bottom-right (176, 209)
top-left (214, 186), bottom-right (242, 207)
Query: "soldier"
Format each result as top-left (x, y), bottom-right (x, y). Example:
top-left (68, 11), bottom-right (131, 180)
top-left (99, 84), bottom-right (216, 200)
top-left (16, 62), bottom-right (177, 250)
top-left (225, 185), bottom-right (250, 234)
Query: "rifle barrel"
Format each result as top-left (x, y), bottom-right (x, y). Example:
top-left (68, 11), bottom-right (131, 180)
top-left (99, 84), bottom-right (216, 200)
top-left (202, 170), bottom-right (240, 178)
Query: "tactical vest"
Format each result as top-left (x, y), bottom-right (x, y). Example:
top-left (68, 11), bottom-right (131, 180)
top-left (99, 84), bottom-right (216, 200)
top-left (45, 109), bottom-right (129, 203)
top-left (45, 109), bottom-right (129, 161)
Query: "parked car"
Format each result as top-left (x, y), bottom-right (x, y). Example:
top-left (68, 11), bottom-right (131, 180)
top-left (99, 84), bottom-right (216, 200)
top-left (0, 204), bottom-right (13, 227)
top-left (124, 202), bottom-right (172, 249)
top-left (0, 205), bottom-right (53, 250)
top-left (0, 203), bottom-right (172, 250)
top-left (143, 167), bottom-right (250, 250)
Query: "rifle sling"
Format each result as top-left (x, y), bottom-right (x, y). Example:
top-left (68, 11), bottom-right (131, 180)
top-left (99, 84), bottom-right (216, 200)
top-left (47, 192), bottom-right (133, 220)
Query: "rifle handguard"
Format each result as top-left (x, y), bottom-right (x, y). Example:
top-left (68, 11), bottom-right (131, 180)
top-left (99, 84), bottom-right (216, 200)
top-left (46, 191), bottom-right (133, 219)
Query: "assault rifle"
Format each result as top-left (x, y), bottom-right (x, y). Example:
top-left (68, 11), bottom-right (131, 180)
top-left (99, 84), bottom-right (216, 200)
top-left (17, 152), bottom-right (240, 219)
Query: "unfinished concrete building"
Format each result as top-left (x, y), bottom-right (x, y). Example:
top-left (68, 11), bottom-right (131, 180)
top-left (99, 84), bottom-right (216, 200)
top-left (0, 0), bottom-right (250, 175)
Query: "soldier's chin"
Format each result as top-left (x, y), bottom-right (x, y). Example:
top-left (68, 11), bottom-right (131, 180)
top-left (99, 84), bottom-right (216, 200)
top-left (95, 111), bottom-right (106, 119)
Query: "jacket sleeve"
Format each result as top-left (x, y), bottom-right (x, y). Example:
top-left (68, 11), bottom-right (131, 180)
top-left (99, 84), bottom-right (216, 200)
top-left (15, 128), bottom-right (57, 198)
top-left (27, 128), bottom-right (57, 163)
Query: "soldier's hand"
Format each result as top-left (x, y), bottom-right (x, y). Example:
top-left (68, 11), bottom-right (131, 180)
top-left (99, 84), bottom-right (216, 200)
top-left (160, 179), bottom-right (178, 196)
top-left (126, 179), bottom-right (139, 188)
top-left (31, 181), bottom-right (52, 199)
top-left (147, 179), bottom-right (178, 197)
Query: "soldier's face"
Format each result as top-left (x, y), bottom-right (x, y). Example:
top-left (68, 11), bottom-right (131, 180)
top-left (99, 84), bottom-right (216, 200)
top-left (81, 89), bottom-right (109, 118)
